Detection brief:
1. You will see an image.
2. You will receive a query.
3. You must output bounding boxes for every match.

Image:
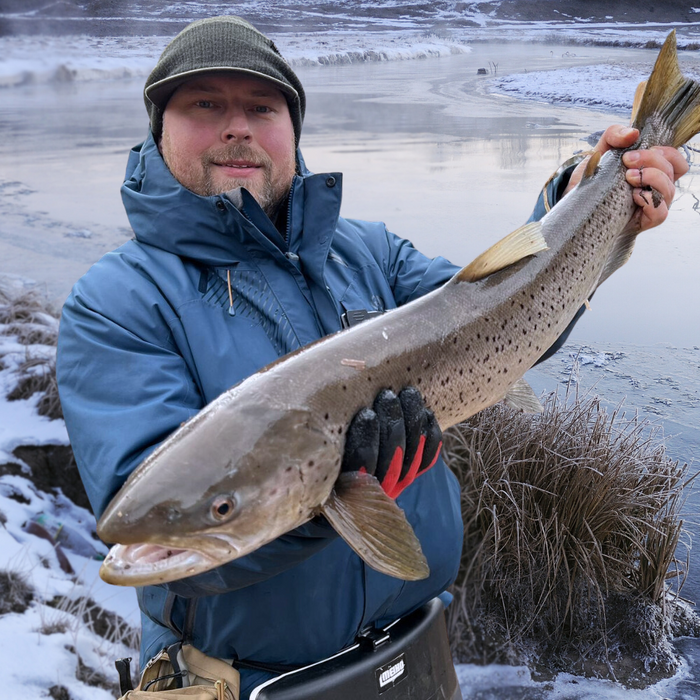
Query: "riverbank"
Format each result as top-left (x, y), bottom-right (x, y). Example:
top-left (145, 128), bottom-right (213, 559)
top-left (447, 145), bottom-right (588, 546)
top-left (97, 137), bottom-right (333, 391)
top-left (1, 8), bottom-right (699, 698)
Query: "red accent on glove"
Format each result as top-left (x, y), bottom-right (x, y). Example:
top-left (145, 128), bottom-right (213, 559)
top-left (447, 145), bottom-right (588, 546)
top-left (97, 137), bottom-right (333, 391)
top-left (379, 447), bottom-right (404, 497)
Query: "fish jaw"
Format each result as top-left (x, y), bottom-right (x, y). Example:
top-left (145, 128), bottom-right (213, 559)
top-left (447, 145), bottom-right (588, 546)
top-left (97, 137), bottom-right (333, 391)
top-left (96, 399), bottom-right (341, 585)
top-left (99, 532), bottom-right (240, 586)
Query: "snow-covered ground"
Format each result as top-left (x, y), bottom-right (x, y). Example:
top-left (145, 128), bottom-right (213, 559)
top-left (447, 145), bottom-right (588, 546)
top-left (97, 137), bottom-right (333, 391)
top-left (0, 288), bottom-right (140, 698)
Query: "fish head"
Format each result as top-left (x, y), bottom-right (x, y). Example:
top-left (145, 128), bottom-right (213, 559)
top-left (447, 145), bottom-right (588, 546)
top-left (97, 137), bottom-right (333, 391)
top-left (97, 394), bottom-right (340, 586)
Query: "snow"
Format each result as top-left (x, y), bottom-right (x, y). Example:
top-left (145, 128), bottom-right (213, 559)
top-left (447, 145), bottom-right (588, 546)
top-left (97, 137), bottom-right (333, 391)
top-left (491, 62), bottom-right (700, 115)
top-left (0, 460), bottom-right (140, 698)
top-left (0, 325), bottom-right (140, 696)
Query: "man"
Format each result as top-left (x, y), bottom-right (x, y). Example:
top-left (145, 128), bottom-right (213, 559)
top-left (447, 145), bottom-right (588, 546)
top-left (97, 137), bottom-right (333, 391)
top-left (56, 15), bottom-right (688, 699)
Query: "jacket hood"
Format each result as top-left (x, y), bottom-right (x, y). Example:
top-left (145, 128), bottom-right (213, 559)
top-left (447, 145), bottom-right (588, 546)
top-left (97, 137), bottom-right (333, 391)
top-left (120, 132), bottom-right (331, 267)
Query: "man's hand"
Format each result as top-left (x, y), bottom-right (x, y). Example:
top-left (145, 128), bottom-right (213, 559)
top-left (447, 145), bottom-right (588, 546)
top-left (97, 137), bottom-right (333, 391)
top-left (341, 387), bottom-right (442, 499)
top-left (565, 124), bottom-right (689, 233)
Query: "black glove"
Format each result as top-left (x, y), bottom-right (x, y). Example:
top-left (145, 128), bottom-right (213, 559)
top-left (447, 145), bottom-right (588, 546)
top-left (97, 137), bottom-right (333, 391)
top-left (341, 387), bottom-right (442, 499)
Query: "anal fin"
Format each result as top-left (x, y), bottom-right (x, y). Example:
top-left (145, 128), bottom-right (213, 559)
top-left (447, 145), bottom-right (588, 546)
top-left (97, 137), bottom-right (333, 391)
top-left (598, 227), bottom-right (639, 286)
top-left (321, 472), bottom-right (429, 581)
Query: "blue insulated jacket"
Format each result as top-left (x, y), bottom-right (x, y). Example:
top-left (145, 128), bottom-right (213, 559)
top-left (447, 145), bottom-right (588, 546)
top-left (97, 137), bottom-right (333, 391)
top-left (57, 134), bottom-right (466, 696)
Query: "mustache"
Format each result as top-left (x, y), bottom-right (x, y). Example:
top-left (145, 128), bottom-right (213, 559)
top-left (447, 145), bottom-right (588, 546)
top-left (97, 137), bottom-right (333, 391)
top-left (205, 145), bottom-right (272, 167)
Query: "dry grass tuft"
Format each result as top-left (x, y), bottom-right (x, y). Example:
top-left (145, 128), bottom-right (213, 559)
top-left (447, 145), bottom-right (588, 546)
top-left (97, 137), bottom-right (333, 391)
top-left (45, 594), bottom-right (140, 651)
top-left (48, 686), bottom-right (72, 700)
top-left (0, 284), bottom-right (62, 420)
top-left (0, 284), bottom-right (59, 327)
top-left (6, 357), bottom-right (63, 419)
top-left (443, 391), bottom-right (697, 687)
top-left (0, 569), bottom-right (34, 615)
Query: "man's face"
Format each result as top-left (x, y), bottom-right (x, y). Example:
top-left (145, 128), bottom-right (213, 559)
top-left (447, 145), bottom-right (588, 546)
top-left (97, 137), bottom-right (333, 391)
top-left (160, 73), bottom-right (296, 217)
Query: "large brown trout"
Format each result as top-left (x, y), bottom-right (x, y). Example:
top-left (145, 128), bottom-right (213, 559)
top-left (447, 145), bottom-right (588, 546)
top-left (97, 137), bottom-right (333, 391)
top-left (98, 32), bottom-right (700, 587)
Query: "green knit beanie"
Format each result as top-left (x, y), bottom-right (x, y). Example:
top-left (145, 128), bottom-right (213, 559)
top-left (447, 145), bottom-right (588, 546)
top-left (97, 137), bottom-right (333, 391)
top-left (144, 16), bottom-right (305, 145)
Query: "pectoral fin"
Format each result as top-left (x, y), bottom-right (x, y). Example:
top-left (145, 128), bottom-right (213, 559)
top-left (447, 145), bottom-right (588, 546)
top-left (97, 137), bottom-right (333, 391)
top-left (321, 472), bottom-right (430, 581)
top-left (504, 378), bottom-right (544, 413)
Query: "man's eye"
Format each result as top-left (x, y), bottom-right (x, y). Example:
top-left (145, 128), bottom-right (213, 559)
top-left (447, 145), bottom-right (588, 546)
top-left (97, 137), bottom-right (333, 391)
top-left (254, 105), bottom-right (271, 113)
top-left (196, 100), bottom-right (214, 109)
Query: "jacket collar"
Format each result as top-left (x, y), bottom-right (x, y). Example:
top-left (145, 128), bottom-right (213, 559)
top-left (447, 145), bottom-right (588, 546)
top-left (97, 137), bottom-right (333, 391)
top-left (120, 132), bottom-right (341, 267)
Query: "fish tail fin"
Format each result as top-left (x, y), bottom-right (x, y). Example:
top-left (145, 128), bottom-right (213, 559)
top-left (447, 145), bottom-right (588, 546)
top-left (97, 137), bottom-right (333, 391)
top-left (632, 30), bottom-right (700, 147)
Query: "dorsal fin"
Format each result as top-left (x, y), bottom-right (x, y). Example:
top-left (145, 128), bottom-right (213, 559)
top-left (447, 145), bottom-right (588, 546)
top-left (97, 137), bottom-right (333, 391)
top-left (581, 150), bottom-right (601, 182)
top-left (630, 80), bottom-right (647, 125)
top-left (456, 221), bottom-right (548, 283)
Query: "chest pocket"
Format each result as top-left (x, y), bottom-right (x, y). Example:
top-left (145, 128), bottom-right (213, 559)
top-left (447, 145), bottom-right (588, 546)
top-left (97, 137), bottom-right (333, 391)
top-left (333, 262), bottom-right (395, 317)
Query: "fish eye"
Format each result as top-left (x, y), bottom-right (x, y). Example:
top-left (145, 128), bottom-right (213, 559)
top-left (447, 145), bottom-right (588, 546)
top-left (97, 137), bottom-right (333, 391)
top-left (210, 495), bottom-right (236, 522)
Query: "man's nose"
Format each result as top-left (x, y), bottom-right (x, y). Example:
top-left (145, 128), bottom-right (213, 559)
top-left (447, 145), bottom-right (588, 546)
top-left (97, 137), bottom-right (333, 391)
top-left (222, 107), bottom-right (252, 142)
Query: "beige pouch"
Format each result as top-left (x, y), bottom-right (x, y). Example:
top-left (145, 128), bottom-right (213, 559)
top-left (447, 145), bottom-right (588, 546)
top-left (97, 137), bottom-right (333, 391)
top-left (119, 644), bottom-right (240, 700)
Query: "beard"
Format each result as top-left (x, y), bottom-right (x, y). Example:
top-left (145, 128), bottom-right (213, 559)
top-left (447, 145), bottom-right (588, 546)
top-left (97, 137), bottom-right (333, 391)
top-left (162, 140), bottom-right (295, 219)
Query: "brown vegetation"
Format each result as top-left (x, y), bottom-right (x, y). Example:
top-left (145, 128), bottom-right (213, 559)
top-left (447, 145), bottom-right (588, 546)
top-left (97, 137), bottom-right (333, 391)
top-left (443, 391), bottom-right (698, 687)
top-left (0, 569), bottom-right (34, 615)
top-left (0, 284), bottom-right (62, 420)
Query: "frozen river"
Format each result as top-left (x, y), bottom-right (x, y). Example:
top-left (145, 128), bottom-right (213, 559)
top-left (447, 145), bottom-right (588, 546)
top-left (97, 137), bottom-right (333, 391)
top-left (1, 33), bottom-right (699, 699)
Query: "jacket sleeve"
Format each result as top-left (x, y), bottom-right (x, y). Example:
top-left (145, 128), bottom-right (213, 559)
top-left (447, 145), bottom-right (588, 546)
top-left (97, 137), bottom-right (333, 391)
top-left (527, 155), bottom-right (590, 362)
top-left (57, 276), bottom-right (338, 598)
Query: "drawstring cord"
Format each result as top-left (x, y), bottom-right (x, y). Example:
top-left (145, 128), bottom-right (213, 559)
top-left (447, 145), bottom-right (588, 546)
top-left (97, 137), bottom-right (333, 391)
top-left (227, 269), bottom-right (235, 316)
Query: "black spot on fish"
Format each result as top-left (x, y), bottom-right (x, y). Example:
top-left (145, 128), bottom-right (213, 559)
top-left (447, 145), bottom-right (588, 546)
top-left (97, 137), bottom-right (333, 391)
top-left (286, 466), bottom-right (293, 472)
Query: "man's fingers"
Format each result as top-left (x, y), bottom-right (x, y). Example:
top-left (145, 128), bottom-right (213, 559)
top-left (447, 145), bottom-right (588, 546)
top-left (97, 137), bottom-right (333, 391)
top-left (623, 146), bottom-right (686, 184)
top-left (626, 167), bottom-right (675, 208)
top-left (342, 407), bottom-right (379, 475)
top-left (632, 188), bottom-right (669, 230)
top-left (596, 125), bottom-right (639, 152)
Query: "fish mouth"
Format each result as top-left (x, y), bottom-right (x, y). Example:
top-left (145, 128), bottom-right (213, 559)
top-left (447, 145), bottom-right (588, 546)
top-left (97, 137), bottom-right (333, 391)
top-left (99, 534), bottom-right (241, 587)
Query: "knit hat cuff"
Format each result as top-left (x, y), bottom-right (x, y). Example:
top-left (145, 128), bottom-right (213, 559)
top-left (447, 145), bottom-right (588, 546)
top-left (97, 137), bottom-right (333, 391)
top-left (145, 66), bottom-right (300, 112)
